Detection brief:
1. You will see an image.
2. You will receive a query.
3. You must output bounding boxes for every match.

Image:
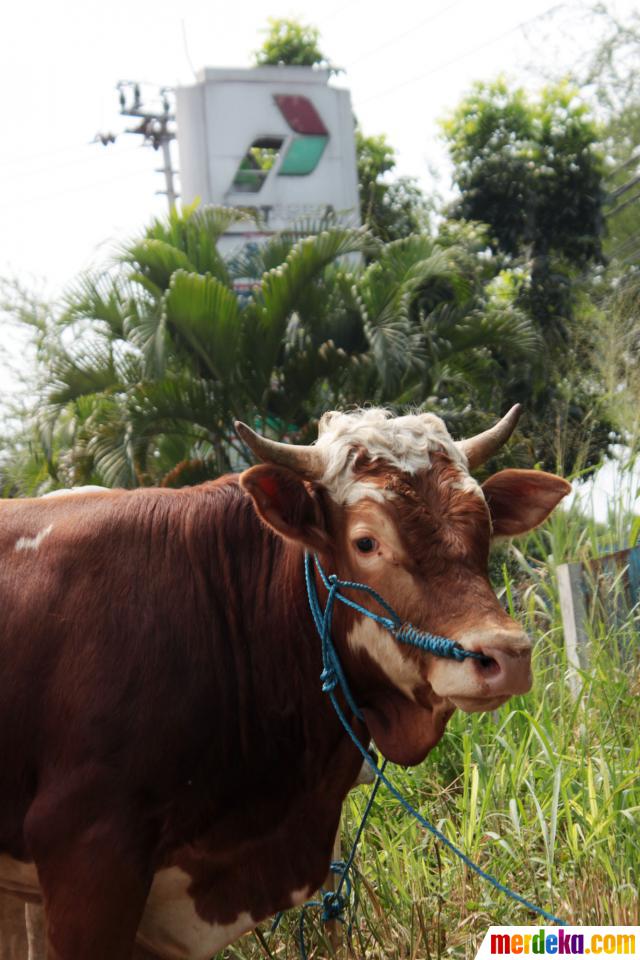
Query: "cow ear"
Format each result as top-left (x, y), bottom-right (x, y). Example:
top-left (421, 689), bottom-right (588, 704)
top-left (240, 464), bottom-right (329, 552)
top-left (482, 469), bottom-right (572, 537)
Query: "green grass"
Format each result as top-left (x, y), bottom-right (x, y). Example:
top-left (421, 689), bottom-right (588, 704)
top-left (221, 491), bottom-right (640, 959)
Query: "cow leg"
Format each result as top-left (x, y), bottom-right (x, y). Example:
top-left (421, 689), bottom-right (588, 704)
top-left (36, 838), bottom-right (148, 960)
top-left (25, 798), bottom-right (150, 960)
top-left (37, 843), bottom-right (148, 960)
top-left (24, 903), bottom-right (44, 960)
top-left (0, 892), bottom-right (29, 960)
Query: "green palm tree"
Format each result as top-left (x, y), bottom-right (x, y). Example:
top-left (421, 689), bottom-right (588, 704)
top-left (2, 205), bottom-right (536, 494)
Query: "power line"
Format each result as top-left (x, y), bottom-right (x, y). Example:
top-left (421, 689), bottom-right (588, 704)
top-left (322, 0), bottom-right (363, 25)
top-left (1, 142), bottom-right (142, 185)
top-left (349, 0), bottom-right (467, 68)
top-left (358, 3), bottom-right (562, 106)
top-left (608, 189), bottom-right (640, 219)
top-left (181, 19), bottom-right (198, 81)
top-left (607, 173), bottom-right (640, 204)
top-left (609, 232), bottom-right (640, 259)
top-left (0, 142), bottom-right (100, 171)
top-left (0, 167), bottom-right (153, 213)
top-left (605, 149), bottom-right (640, 182)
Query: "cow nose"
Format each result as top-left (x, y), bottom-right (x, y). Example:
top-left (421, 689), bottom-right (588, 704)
top-left (472, 642), bottom-right (532, 696)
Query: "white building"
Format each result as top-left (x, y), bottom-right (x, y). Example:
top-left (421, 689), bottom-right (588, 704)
top-left (175, 66), bottom-right (360, 257)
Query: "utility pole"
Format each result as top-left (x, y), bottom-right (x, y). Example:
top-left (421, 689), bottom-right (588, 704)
top-left (116, 81), bottom-right (179, 210)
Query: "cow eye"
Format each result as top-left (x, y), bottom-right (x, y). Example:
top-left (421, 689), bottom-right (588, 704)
top-left (355, 537), bottom-right (377, 554)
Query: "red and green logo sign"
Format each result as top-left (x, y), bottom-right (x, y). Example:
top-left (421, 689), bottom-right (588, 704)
top-left (274, 95), bottom-right (329, 175)
top-left (232, 95), bottom-right (329, 192)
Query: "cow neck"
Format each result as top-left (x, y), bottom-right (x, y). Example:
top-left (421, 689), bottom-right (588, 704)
top-left (262, 536), bottom-right (366, 756)
top-left (146, 482), bottom-right (362, 856)
top-left (202, 479), bottom-right (363, 773)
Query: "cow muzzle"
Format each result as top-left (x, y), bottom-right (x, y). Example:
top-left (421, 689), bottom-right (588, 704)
top-left (428, 627), bottom-right (532, 712)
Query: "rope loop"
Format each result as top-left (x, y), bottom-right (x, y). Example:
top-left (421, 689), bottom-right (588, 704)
top-left (328, 860), bottom-right (353, 899)
top-left (320, 667), bottom-right (338, 692)
top-left (321, 890), bottom-right (347, 923)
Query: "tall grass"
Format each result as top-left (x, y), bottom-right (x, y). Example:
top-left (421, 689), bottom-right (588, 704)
top-left (223, 489), bottom-right (640, 960)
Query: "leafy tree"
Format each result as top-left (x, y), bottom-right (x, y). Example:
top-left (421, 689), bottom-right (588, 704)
top-left (581, 4), bottom-right (640, 116)
top-left (591, 273), bottom-right (640, 450)
top-left (356, 129), bottom-right (430, 242)
top-left (253, 18), bottom-right (332, 69)
top-left (603, 112), bottom-right (640, 266)
top-left (356, 130), bottom-right (395, 221)
top-left (579, 6), bottom-right (640, 266)
top-left (443, 79), bottom-right (605, 270)
top-left (1, 205), bottom-right (537, 494)
top-left (527, 5), bottom-right (640, 266)
top-left (441, 79), bottom-right (612, 471)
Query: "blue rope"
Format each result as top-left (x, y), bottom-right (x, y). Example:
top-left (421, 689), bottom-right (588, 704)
top-left (301, 551), bottom-right (566, 939)
top-left (296, 861), bottom-right (353, 959)
top-left (394, 622), bottom-right (472, 661)
top-left (304, 551), bottom-right (365, 720)
top-left (326, 683), bottom-right (565, 925)
top-left (306, 553), bottom-right (490, 666)
top-left (334, 758), bottom-right (386, 900)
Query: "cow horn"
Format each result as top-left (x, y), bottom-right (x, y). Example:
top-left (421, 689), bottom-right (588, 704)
top-left (234, 421), bottom-right (323, 476)
top-left (456, 404), bottom-right (522, 470)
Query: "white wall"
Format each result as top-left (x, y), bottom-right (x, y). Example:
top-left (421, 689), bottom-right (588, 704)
top-left (176, 66), bottom-right (360, 257)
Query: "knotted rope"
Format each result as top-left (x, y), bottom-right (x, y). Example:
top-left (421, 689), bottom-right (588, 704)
top-left (292, 551), bottom-right (565, 954)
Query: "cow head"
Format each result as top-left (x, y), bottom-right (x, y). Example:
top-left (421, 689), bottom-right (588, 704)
top-left (238, 408), bottom-right (570, 765)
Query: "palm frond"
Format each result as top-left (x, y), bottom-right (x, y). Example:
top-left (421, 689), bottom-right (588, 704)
top-left (61, 272), bottom-right (130, 339)
top-left (163, 271), bottom-right (242, 383)
top-left (124, 304), bottom-right (168, 379)
top-left (44, 343), bottom-right (121, 406)
top-left (356, 235), bottom-right (464, 326)
top-left (125, 376), bottom-right (228, 438)
top-left (124, 239), bottom-right (197, 292)
top-left (139, 204), bottom-right (248, 283)
top-left (87, 415), bottom-right (139, 488)
top-left (246, 227), bottom-right (370, 379)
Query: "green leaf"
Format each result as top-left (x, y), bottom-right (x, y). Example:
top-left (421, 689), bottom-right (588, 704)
top-left (125, 239), bottom-right (197, 291)
top-left (61, 272), bottom-right (130, 339)
top-left (164, 270), bottom-right (242, 384)
top-left (247, 227), bottom-right (370, 379)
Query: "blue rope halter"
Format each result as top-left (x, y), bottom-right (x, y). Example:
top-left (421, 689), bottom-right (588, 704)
top-left (304, 553), bottom-right (489, 723)
top-left (298, 551), bottom-right (565, 942)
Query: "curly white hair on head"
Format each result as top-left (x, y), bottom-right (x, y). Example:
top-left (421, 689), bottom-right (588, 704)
top-left (313, 408), bottom-right (477, 505)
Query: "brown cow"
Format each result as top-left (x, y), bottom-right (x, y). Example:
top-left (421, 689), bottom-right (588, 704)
top-left (0, 406), bottom-right (570, 960)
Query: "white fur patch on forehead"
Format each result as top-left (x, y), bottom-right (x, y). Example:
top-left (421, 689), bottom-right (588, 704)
top-left (314, 408), bottom-right (478, 504)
